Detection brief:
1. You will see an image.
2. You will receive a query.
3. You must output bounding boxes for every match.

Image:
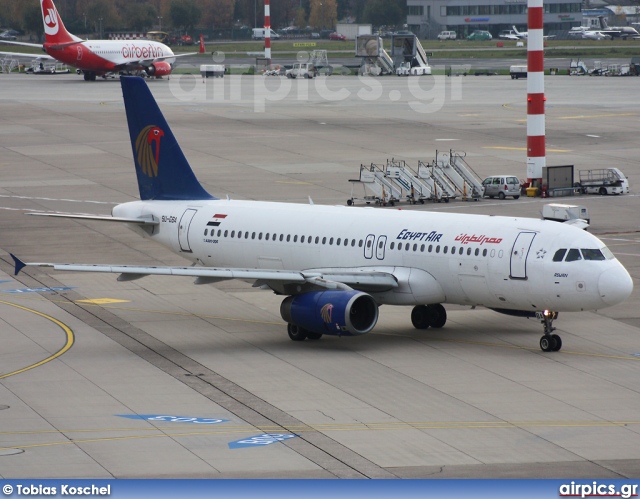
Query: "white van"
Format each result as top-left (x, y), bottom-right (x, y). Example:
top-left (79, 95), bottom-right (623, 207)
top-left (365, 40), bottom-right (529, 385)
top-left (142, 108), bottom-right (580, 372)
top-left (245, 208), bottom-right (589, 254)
top-left (252, 28), bottom-right (280, 40)
top-left (481, 175), bottom-right (521, 199)
top-left (437, 31), bottom-right (456, 40)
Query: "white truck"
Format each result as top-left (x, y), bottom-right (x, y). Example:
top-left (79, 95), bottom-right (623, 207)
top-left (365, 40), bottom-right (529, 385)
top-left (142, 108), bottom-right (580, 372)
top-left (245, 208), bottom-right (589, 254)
top-left (542, 203), bottom-right (590, 225)
top-left (285, 63), bottom-right (317, 79)
top-left (576, 168), bottom-right (629, 195)
top-left (252, 28), bottom-right (280, 40)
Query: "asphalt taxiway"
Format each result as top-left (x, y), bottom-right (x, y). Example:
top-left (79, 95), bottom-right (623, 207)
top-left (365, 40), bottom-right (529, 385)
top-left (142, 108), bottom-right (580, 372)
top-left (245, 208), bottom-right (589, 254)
top-left (0, 72), bottom-right (639, 478)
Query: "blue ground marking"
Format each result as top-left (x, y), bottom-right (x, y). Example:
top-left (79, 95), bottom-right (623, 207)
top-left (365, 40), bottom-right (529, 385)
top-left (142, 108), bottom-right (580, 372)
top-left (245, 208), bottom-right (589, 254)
top-left (1, 287), bottom-right (76, 293)
top-left (228, 433), bottom-right (296, 449)
top-left (116, 414), bottom-right (228, 424)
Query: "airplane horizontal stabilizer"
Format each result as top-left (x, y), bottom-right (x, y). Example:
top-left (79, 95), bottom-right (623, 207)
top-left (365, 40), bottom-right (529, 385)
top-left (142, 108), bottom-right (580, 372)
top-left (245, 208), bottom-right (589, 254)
top-left (26, 212), bottom-right (159, 225)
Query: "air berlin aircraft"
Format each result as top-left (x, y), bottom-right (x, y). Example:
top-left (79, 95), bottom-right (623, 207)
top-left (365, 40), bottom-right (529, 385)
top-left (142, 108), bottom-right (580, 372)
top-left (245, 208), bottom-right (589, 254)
top-left (0, 0), bottom-right (194, 80)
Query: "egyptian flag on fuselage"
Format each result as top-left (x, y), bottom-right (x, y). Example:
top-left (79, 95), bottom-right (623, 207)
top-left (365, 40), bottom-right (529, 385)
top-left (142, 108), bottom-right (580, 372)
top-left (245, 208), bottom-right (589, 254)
top-left (207, 214), bottom-right (227, 227)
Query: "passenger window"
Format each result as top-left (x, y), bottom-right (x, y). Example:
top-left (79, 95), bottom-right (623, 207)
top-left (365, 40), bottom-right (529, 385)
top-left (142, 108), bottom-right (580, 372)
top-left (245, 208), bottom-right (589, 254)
top-left (337, 238), bottom-right (341, 245)
top-left (224, 230), bottom-right (228, 237)
top-left (258, 233), bottom-right (263, 240)
top-left (366, 239), bottom-right (371, 248)
top-left (390, 242), bottom-right (395, 250)
top-left (482, 249), bottom-right (487, 257)
top-left (435, 245), bottom-right (440, 253)
top-left (294, 235), bottom-right (298, 242)
top-left (238, 231), bottom-right (242, 238)
top-left (413, 244), bottom-right (417, 251)
top-left (398, 243), bottom-right (402, 250)
top-left (420, 244), bottom-right (425, 252)
top-left (231, 231), bottom-right (235, 237)
top-left (475, 248), bottom-right (479, 256)
top-left (379, 241), bottom-right (384, 249)
top-left (252, 232), bottom-right (256, 239)
top-left (565, 248), bottom-right (582, 262)
top-left (552, 249), bottom-right (567, 262)
top-left (344, 239), bottom-right (349, 246)
top-left (286, 235), bottom-right (291, 242)
top-left (265, 233), bottom-right (269, 241)
top-left (443, 246), bottom-right (448, 254)
top-left (428, 245), bottom-right (433, 252)
top-left (315, 236), bottom-right (319, 244)
top-left (467, 248), bottom-right (471, 255)
top-left (581, 249), bottom-right (606, 261)
top-left (218, 230), bottom-right (222, 237)
top-left (323, 237), bottom-right (327, 244)
top-left (359, 240), bottom-right (363, 247)
top-left (301, 236), bottom-right (305, 243)
top-left (459, 247), bottom-right (464, 255)
top-left (279, 234), bottom-right (284, 241)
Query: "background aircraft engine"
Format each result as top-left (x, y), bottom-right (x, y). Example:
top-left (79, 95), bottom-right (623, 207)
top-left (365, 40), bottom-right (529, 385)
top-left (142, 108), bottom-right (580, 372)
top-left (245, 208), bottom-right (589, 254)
top-left (146, 61), bottom-right (171, 76)
top-left (280, 290), bottom-right (378, 336)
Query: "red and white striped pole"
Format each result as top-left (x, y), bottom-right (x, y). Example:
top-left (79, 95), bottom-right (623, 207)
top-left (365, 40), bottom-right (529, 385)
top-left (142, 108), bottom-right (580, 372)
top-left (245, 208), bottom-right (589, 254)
top-left (264, 0), bottom-right (271, 66)
top-left (526, 0), bottom-right (545, 186)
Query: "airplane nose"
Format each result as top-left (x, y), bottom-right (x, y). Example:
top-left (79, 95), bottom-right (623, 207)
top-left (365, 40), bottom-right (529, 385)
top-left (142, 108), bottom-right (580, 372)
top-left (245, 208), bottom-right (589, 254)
top-left (598, 265), bottom-right (634, 306)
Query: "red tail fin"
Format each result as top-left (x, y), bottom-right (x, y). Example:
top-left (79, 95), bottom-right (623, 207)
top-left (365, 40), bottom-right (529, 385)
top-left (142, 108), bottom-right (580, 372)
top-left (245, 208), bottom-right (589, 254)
top-left (41, 0), bottom-right (75, 45)
top-left (199, 34), bottom-right (205, 54)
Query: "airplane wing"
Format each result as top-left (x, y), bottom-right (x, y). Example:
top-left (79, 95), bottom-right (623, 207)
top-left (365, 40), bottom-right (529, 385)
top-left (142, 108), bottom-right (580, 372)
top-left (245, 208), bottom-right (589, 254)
top-left (500, 35), bottom-right (519, 40)
top-left (10, 254), bottom-right (399, 292)
top-left (125, 52), bottom-right (199, 67)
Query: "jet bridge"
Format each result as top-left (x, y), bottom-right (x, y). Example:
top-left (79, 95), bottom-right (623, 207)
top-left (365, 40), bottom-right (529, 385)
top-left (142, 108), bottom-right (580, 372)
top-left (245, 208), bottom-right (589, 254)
top-left (356, 35), bottom-right (395, 75)
top-left (391, 34), bottom-right (431, 76)
top-left (434, 150), bottom-right (484, 200)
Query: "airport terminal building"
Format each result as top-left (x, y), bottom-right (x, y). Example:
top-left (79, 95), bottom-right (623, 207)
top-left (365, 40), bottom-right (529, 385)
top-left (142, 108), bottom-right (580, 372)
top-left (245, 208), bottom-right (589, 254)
top-left (407, 0), bottom-right (583, 39)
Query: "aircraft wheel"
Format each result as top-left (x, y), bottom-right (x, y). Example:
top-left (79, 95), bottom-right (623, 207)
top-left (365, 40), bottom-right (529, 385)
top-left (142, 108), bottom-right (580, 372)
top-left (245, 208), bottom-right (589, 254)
top-left (306, 332), bottom-right (323, 340)
top-left (499, 192), bottom-right (506, 200)
top-left (551, 334), bottom-right (562, 351)
top-left (347, 199), bottom-right (353, 206)
top-left (287, 324), bottom-right (308, 341)
top-left (539, 335), bottom-right (557, 352)
top-left (426, 304), bottom-right (447, 328)
top-left (411, 305), bottom-right (430, 329)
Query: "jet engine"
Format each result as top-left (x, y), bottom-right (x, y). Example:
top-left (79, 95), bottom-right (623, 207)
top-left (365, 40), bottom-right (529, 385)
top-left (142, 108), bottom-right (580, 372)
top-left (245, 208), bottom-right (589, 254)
top-left (146, 61), bottom-right (172, 77)
top-left (280, 290), bottom-right (378, 336)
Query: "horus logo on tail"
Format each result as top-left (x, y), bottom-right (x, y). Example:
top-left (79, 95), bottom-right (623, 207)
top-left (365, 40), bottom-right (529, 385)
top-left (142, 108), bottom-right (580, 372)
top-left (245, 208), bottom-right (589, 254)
top-left (42, 0), bottom-right (59, 35)
top-left (135, 125), bottom-right (165, 177)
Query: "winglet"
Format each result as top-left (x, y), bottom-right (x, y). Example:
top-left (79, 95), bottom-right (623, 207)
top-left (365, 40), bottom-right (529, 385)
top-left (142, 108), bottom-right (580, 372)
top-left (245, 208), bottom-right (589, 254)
top-left (10, 253), bottom-right (26, 276)
top-left (120, 76), bottom-right (216, 201)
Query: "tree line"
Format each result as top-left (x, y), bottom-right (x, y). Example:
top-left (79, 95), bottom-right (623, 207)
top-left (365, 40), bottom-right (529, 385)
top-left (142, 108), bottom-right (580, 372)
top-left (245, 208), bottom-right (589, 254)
top-left (0, 0), bottom-right (406, 38)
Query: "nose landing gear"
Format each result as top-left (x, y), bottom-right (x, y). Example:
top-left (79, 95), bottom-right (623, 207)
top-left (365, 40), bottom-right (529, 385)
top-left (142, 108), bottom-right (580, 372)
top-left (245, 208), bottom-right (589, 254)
top-left (537, 310), bottom-right (562, 352)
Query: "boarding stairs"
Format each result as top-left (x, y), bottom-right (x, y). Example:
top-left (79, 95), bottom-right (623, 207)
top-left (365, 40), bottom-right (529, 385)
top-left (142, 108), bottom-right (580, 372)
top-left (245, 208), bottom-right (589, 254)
top-left (348, 163), bottom-right (402, 206)
top-left (417, 160), bottom-right (456, 202)
top-left (435, 150), bottom-right (484, 200)
top-left (391, 34), bottom-right (431, 75)
top-left (1, 57), bottom-right (18, 74)
top-left (385, 158), bottom-right (433, 203)
top-left (357, 36), bottom-right (395, 76)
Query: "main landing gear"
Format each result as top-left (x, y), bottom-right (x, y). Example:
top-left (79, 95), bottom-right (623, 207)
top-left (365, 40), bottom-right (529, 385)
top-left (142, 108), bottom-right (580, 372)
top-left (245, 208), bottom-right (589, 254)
top-left (538, 310), bottom-right (562, 352)
top-left (411, 304), bottom-right (447, 329)
top-left (287, 324), bottom-right (323, 341)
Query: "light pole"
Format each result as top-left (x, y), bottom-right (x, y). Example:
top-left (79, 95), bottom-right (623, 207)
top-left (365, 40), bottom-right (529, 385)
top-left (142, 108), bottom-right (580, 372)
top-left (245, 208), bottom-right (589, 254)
top-left (99, 17), bottom-right (103, 39)
top-left (158, 16), bottom-right (163, 31)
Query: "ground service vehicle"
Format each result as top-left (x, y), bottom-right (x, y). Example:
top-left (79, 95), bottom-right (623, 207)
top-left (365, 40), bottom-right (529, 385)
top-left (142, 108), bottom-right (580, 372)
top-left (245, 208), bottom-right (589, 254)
top-left (482, 175), bottom-right (521, 199)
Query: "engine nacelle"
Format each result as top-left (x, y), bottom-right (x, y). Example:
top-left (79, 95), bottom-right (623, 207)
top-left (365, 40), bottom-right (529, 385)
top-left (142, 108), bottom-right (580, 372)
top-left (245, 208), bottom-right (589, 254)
top-left (280, 290), bottom-right (378, 336)
top-left (146, 61), bottom-right (172, 77)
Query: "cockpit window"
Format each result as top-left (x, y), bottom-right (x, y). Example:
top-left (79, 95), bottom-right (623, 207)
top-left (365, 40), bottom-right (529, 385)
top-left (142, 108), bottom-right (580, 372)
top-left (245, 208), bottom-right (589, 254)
top-left (553, 249), bottom-right (567, 262)
top-left (581, 249), bottom-right (606, 261)
top-left (565, 249), bottom-right (582, 262)
top-left (601, 247), bottom-right (615, 260)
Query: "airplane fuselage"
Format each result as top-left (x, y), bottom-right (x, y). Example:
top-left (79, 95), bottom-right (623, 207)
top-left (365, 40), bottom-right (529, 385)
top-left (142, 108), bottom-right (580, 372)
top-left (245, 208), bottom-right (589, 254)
top-left (113, 200), bottom-right (632, 314)
top-left (44, 39), bottom-right (175, 73)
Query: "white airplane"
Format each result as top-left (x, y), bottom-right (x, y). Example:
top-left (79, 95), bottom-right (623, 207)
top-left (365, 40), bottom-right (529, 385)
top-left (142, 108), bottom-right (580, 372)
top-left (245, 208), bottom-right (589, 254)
top-left (0, 0), bottom-right (193, 80)
top-left (568, 26), bottom-right (611, 41)
top-left (11, 77), bottom-right (634, 353)
top-left (568, 18), bottom-right (640, 40)
top-left (501, 26), bottom-right (555, 41)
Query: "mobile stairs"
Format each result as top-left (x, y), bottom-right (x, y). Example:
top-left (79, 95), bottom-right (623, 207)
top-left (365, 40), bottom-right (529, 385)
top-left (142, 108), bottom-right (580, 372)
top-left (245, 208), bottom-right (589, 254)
top-left (348, 163), bottom-right (402, 206)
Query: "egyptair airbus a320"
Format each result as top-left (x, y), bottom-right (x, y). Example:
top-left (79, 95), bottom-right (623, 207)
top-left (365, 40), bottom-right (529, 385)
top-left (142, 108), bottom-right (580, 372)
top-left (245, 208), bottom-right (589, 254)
top-left (11, 77), bottom-right (634, 352)
top-left (0, 0), bottom-right (193, 80)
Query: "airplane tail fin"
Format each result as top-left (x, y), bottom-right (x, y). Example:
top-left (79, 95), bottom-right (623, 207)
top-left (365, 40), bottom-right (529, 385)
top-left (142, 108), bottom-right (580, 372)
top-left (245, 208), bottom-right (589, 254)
top-left (598, 16), bottom-right (609, 29)
top-left (120, 76), bottom-right (216, 201)
top-left (512, 25), bottom-right (520, 35)
top-left (41, 0), bottom-right (77, 45)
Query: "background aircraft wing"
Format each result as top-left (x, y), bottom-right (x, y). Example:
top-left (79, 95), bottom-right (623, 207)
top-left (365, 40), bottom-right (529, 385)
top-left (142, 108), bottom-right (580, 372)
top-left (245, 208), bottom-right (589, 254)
top-left (0, 40), bottom-right (43, 49)
top-left (11, 255), bottom-right (399, 292)
top-left (0, 50), bottom-right (54, 59)
top-left (500, 34), bottom-right (519, 40)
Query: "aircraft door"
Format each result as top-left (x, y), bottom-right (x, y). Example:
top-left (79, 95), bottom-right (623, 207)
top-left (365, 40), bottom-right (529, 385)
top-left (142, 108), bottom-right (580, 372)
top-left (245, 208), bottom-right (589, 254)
top-left (178, 208), bottom-right (198, 252)
top-left (364, 234), bottom-right (375, 259)
top-left (510, 231), bottom-right (536, 279)
top-left (375, 235), bottom-right (387, 260)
